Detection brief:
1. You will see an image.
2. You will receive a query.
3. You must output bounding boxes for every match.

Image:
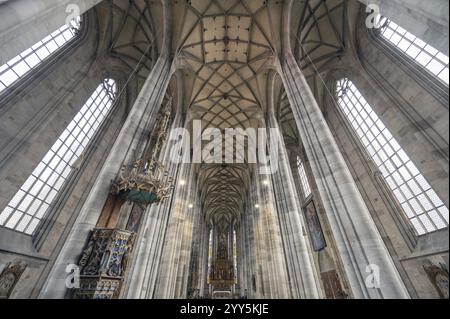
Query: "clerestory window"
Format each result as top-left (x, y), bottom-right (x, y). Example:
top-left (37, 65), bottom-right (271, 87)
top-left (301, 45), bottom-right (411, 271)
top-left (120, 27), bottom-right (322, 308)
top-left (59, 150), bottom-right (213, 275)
top-left (378, 17), bottom-right (449, 85)
top-left (297, 156), bottom-right (312, 200)
top-left (337, 78), bottom-right (449, 235)
top-left (0, 17), bottom-right (81, 94)
top-left (0, 79), bottom-right (117, 235)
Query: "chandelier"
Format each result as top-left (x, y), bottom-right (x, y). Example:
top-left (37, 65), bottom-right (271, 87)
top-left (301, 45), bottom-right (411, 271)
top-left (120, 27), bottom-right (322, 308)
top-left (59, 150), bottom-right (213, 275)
top-left (110, 99), bottom-right (174, 206)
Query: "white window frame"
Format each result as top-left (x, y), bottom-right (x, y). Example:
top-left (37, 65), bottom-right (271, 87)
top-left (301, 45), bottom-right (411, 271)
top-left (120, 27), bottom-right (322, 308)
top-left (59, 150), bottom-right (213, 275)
top-left (378, 17), bottom-right (449, 85)
top-left (0, 17), bottom-right (81, 94)
top-left (297, 156), bottom-right (312, 200)
top-left (0, 79), bottom-right (117, 235)
top-left (337, 78), bottom-right (449, 235)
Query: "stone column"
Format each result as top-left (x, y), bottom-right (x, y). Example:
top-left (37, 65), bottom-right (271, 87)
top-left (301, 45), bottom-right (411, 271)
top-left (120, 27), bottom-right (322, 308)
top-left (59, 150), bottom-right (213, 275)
top-left (247, 179), bottom-right (265, 298)
top-left (267, 74), bottom-right (321, 299)
top-left (0, 0), bottom-right (102, 63)
top-left (152, 162), bottom-right (196, 298)
top-left (241, 199), bottom-right (256, 298)
top-left (358, 0), bottom-right (449, 55)
top-left (38, 0), bottom-right (173, 298)
top-left (174, 168), bottom-right (200, 298)
top-left (185, 186), bottom-right (205, 297)
top-left (252, 167), bottom-right (290, 299)
top-left (279, 0), bottom-right (409, 299)
top-left (121, 71), bottom-right (184, 299)
top-left (198, 223), bottom-right (210, 297)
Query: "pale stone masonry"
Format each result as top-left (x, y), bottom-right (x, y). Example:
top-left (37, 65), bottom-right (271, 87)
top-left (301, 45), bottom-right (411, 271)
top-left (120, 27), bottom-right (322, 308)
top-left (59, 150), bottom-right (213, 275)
top-left (0, 0), bottom-right (447, 299)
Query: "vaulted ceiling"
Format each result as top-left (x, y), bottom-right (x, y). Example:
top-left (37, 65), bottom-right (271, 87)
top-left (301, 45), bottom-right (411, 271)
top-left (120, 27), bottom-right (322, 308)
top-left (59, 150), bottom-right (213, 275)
top-left (198, 164), bottom-right (250, 230)
top-left (292, 0), bottom-right (347, 78)
top-left (172, 0), bottom-right (283, 229)
top-left (176, 0), bottom-right (281, 131)
top-left (95, 0), bottom-right (360, 229)
top-left (96, 0), bottom-right (158, 82)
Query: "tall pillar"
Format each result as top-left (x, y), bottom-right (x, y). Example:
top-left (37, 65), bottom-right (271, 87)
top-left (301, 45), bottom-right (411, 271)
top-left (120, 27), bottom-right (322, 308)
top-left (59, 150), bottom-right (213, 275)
top-left (0, 0), bottom-right (102, 63)
top-left (185, 185), bottom-right (205, 298)
top-left (38, 0), bottom-right (173, 298)
top-left (247, 179), bottom-right (265, 298)
top-left (358, 0), bottom-right (449, 55)
top-left (242, 198), bottom-right (257, 298)
top-left (152, 162), bottom-right (196, 298)
top-left (174, 168), bottom-right (199, 298)
top-left (252, 167), bottom-right (290, 299)
top-left (279, 0), bottom-right (409, 299)
top-left (121, 90), bottom-right (184, 299)
top-left (198, 223), bottom-right (210, 297)
top-left (267, 74), bottom-right (320, 299)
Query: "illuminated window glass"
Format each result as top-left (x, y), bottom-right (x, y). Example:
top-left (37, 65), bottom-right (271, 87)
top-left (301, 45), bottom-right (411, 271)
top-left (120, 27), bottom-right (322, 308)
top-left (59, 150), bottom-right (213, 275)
top-left (337, 78), bottom-right (449, 235)
top-left (379, 17), bottom-right (449, 85)
top-left (0, 17), bottom-right (81, 94)
top-left (297, 156), bottom-right (312, 199)
top-left (0, 79), bottom-right (117, 235)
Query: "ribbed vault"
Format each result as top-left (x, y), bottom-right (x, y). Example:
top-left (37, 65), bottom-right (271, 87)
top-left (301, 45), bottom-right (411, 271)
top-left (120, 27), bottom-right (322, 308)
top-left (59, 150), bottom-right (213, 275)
top-left (174, 0), bottom-right (283, 225)
top-left (198, 164), bottom-right (250, 231)
top-left (95, 0), bottom-right (355, 230)
top-left (177, 0), bottom-right (276, 132)
top-left (96, 0), bottom-right (158, 82)
top-left (280, 0), bottom-right (350, 149)
top-left (292, 0), bottom-right (347, 78)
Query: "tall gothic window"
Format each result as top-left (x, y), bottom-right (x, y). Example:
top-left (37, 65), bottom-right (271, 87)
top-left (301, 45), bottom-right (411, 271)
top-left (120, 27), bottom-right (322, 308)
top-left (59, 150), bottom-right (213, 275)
top-left (0, 17), bottom-right (81, 94)
top-left (337, 78), bottom-right (449, 235)
top-left (297, 156), bottom-right (312, 199)
top-left (0, 79), bottom-right (117, 235)
top-left (378, 17), bottom-right (449, 85)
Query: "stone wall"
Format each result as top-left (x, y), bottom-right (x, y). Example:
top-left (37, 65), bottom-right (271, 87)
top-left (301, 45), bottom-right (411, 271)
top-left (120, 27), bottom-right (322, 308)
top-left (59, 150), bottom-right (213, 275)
top-left (0, 9), bottom-right (140, 298)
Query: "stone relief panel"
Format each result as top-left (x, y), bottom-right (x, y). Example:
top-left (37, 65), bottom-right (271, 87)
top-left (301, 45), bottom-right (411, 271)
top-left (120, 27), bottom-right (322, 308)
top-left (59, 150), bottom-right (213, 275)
top-left (0, 261), bottom-right (27, 299)
top-left (72, 228), bottom-right (136, 299)
top-left (423, 260), bottom-right (449, 299)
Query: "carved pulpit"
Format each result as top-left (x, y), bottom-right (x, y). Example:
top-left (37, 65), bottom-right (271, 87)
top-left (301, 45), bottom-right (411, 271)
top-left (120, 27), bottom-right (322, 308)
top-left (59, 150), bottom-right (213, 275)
top-left (71, 98), bottom-right (174, 299)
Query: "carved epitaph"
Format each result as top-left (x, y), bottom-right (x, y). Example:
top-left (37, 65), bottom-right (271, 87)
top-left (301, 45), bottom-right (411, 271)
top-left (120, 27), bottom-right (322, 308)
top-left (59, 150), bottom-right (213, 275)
top-left (72, 228), bottom-right (136, 299)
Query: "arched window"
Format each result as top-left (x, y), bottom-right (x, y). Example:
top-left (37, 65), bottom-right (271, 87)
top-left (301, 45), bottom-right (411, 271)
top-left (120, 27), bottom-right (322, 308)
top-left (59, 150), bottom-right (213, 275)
top-left (0, 17), bottom-right (81, 94)
top-left (378, 17), bottom-right (449, 85)
top-left (337, 78), bottom-right (449, 235)
top-left (0, 79), bottom-right (117, 235)
top-left (297, 156), bottom-right (312, 199)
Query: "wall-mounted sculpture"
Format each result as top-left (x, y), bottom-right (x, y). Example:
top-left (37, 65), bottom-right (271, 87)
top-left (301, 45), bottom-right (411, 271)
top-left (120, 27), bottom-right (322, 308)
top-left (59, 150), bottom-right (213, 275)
top-left (0, 261), bottom-right (27, 299)
top-left (72, 228), bottom-right (136, 299)
top-left (424, 261), bottom-right (449, 299)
